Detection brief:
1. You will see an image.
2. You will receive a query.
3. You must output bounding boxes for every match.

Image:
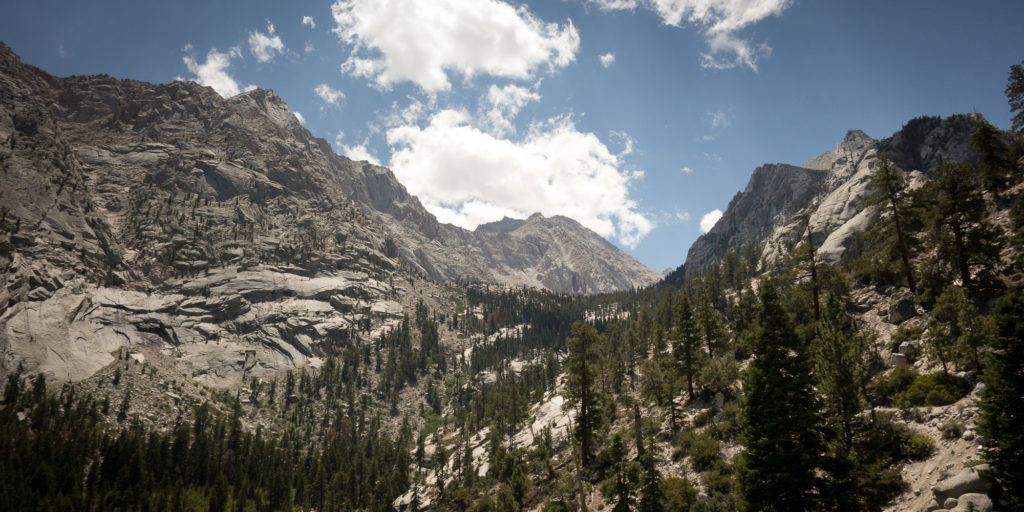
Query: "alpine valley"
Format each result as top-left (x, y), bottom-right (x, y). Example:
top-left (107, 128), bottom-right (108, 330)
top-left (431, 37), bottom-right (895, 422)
top-left (2, 43), bottom-right (1024, 512)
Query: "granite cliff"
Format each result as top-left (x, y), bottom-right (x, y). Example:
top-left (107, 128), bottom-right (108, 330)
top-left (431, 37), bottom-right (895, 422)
top-left (0, 43), bottom-right (655, 384)
top-left (668, 115), bottom-right (980, 283)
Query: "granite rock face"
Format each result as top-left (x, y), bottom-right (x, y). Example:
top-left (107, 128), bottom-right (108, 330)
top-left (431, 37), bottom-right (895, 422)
top-left (668, 115), bottom-right (980, 283)
top-left (0, 43), bottom-right (656, 384)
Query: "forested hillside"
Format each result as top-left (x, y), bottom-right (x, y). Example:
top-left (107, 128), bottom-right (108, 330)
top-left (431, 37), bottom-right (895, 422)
top-left (3, 54), bottom-right (1024, 512)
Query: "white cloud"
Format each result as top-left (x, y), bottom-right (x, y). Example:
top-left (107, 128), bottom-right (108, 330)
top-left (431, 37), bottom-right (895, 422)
top-left (331, 0), bottom-right (580, 91)
top-left (302, 16), bottom-right (316, 29)
top-left (588, 0), bottom-right (640, 9)
top-left (599, 52), bottom-right (616, 68)
top-left (386, 110), bottom-right (652, 248)
top-left (700, 209), bottom-right (723, 233)
top-left (483, 84), bottom-right (540, 136)
top-left (334, 133), bottom-right (381, 165)
top-left (293, 111), bottom-right (306, 124)
top-left (305, 41), bottom-right (315, 53)
top-left (709, 111), bottom-right (729, 129)
top-left (182, 47), bottom-right (254, 98)
top-left (681, 166), bottom-right (694, 173)
top-left (592, 0), bottom-right (791, 70)
top-left (315, 83), bottom-right (346, 105)
top-left (248, 21), bottom-right (286, 63)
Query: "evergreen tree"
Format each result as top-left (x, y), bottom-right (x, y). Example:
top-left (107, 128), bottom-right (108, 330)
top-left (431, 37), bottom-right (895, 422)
top-left (671, 295), bottom-right (702, 399)
top-left (977, 290), bottom-right (1024, 510)
top-left (970, 118), bottom-right (1011, 198)
top-left (866, 155), bottom-right (917, 293)
top-left (917, 162), bottom-right (1000, 292)
top-left (696, 291), bottom-right (725, 359)
top-left (608, 434), bottom-right (635, 512)
top-left (637, 453), bottom-right (664, 512)
top-left (737, 281), bottom-right (826, 512)
top-left (566, 321), bottom-right (603, 466)
top-left (1007, 60), bottom-right (1024, 133)
top-left (814, 296), bottom-right (867, 453)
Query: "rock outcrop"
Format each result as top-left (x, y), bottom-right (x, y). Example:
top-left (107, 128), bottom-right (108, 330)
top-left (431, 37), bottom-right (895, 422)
top-left (0, 43), bottom-right (656, 384)
top-left (668, 115), bottom-right (980, 283)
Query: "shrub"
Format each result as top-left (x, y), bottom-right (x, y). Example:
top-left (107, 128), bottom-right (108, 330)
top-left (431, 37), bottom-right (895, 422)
top-left (940, 419), bottom-right (966, 439)
top-left (688, 432), bottom-right (722, 472)
top-left (692, 409), bottom-right (715, 428)
top-left (895, 372), bottom-right (971, 407)
top-left (906, 434), bottom-right (935, 460)
top-left (708, 403), bottom-right (741, 441)
top-left (662, 476), bottom-right (698, 511)
top-left (892, 325), bottom-right (923, 347)
top-left (867, 365), bottom-right (919, 405)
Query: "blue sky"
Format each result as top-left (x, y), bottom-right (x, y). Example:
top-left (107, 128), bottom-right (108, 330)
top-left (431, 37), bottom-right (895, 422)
top-left (3, 0), bottom-right (1023, 272)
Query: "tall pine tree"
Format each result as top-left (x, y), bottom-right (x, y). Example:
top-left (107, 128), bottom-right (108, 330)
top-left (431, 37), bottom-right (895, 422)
top-left (566, 321), bottom-right (603, 467)
top-left (737, 281), bottom-right (826, 512)
top-left (977, 290), bottom-right (1024, 510)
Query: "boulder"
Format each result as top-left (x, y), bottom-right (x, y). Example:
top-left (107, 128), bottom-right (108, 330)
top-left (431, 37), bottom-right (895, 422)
top-left (943, 497), bottom-right (958, 509)
top-left (891, 353), bottom-right (909, 368)
top-left (898, 340), bottom-right (920, 357)
top-left (926, 499), bottom-right (941, 511)
top-left (887, 298), bottom-right (917, 324)
top-left (932, 465), bottom-right (990, 502)
top-left (950, 493), bottom-right (993, 512)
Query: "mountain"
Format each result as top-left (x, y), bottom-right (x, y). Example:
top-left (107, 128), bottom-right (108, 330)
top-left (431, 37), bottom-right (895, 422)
top-left (668, 115), bottom-right (980, 284)
top-left (0, 43), bottom-right (654, 384)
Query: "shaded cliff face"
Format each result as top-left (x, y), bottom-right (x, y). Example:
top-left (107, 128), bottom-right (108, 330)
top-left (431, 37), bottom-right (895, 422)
top-left (0, 44), bottom-right (656, 299)
top-left (0, 44), bottom-right (656, 384)
top-left (665, 164), bottom-right (827, 286)
top-left (668, 115), bottom-right (980, 284)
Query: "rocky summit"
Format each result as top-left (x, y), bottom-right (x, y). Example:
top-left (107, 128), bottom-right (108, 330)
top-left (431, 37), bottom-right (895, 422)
top-left (669, 115), bottom-right (980, 283)
top-left (0, 43), bottom-right (656, 384)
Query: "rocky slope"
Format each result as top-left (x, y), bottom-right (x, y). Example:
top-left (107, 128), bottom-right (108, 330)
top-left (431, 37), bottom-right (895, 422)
top-left (669, 115), bottom-right (979, 282)
top-left (0, 43), bottom-right (654, 385)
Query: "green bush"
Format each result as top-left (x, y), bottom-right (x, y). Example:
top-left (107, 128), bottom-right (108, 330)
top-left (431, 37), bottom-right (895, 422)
top-left (867, 365), bottom-right (919, 405)
top-left (895, 372), bottom-right (971, 407)
top-left (692, 409), bottom-right (715, 428)
top-left (940, 419), bottom-right (966, 439)
top-left (906, 434), bottom-right (935, 460)
top-left (689, 432), bottom-right (722, 472)
top-left (662, 476), bottom-right (698, 511)
top-left (892, 325), bottom-right (923, 347)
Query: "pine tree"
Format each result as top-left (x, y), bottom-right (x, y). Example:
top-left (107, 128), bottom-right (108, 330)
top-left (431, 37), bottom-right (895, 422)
top-left (977, 290), bottom-right (1024, 510)
top-left (566, 321), bottom-right (603, 466)
top-left (1007, 60), bottom-right (1024, 133)
top-left (608, 434), bottom-right (635, 512)
top-left (696, 291), bottom-right (725, 359)
top-left (672, 295), bottom-right (702, 399)
top-left (917, 162), bottom-right (1000, 292)
top-left (814, 295), bottom-right (866, 453)
top-left (637, 453), bottom-right (664, 512)
top-left (969, 118), bottom-right (1011, 198)
top-left (866, 155), bottom-right (917, 293)
top-left (737, 281), bottom-right (826, 512)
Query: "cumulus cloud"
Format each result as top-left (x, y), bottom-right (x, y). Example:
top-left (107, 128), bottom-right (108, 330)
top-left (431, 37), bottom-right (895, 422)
top-left (248, 21), bottom-right (286, 62)
top-left (302, 16), bottom-right (316, 29)
top-left (386, 110), bottom-right (652, 247)
top-left (181, 47), bottom-right (254, 98)
top-left (591, 0), bottom-right (791, 70)
top-left (599, 52), bottom-right (616, 67)
top-left (700, 209), bottom-right (723, 233)
top-left (681, 166), bottom-right (694, 174)
top-left (483, 84), bottom-right (540, 136)
top-left (334, 133), bottom-right (381, 165)
top-left (315, 83), bottom-right (346, 105)
top-left (331, 0), bottom-right (580, 91)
